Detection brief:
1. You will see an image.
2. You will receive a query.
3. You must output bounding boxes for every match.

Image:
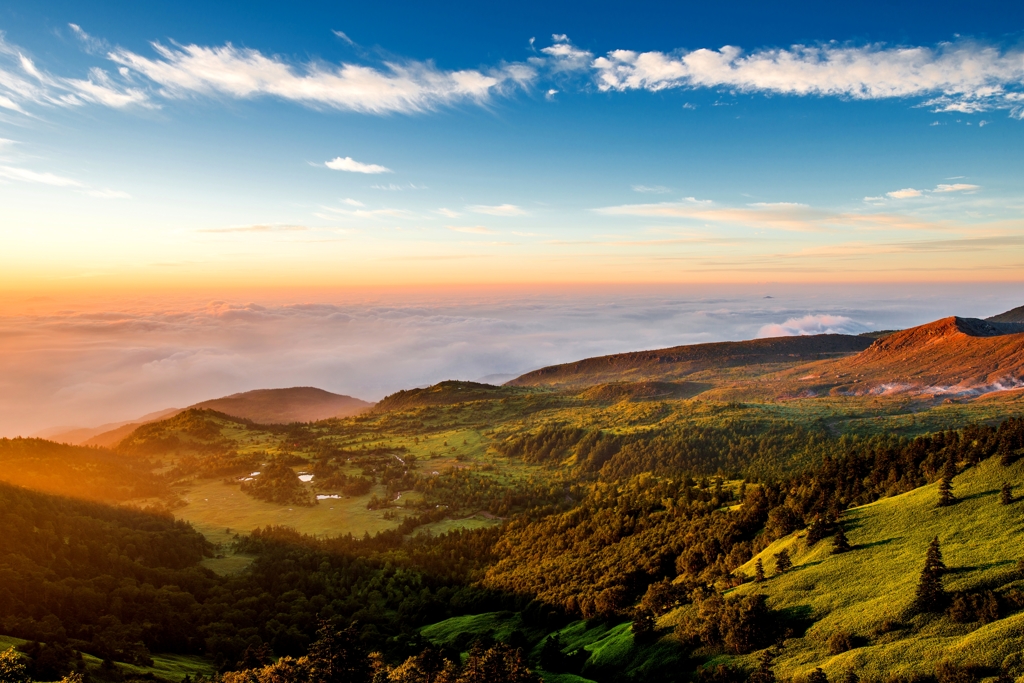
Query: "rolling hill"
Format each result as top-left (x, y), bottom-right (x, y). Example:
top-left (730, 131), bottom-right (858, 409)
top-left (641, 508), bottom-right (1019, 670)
top-left (716, 454), bottom-right (1024, 680)
top-left (37, 407), bottom-right (181, 446)
top-left (782, 317), bottom-right (1024, 399)
top-left (189, 386), bottom-right (372, 423)
top-left (506, 334), bottom-right (876, 389)
top-left (78, 387), bottom-right (371, 447)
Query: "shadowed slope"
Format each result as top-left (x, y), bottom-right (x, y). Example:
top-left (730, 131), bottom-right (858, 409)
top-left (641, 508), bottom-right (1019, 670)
top-left (507, 334), bottom-right (875, 389)
top-left (987, 304), bottom-right (1024, 324)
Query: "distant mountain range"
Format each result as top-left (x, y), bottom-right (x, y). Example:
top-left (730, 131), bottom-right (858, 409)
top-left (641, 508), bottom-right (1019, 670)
top-left (39, 304), bottom-right (1024, 447)
top-left (45, 387), bottom-right (373, 447)
top-left (506, 333), bottom-right (877, 389)
top-left (505, 305), bottom-right (1024, 402)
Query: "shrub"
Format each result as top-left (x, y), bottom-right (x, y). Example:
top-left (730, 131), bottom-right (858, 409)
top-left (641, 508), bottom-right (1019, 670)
top-left (828, 631), bottom-right (856, 654)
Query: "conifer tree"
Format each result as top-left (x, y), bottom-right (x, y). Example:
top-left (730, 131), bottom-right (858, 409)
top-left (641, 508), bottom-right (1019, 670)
top-left (755, 558), bottom-right (765, 582)
top-left (748, 648), bottom-right (777, 683)
top-left (774, 548), bottom-right (792, 575)
top-left (1001, 482), bottom-right (1013, 505)
top-left (808, 668), bottom-right (829, 683)
top-left (832, 525), bottom-right (852, 554)
top-left (842, 671), bottom-right (860, 683)
top-left (914, 536), bottom-right (947, 612)
top-left (806, 515), bottom-right (828, 546)
top-left (937, 457), bottom-right (956, 507)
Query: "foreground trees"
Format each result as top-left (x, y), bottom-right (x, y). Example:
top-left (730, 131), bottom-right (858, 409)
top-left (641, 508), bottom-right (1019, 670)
top-left (915, 537), bottom-right (948, 612)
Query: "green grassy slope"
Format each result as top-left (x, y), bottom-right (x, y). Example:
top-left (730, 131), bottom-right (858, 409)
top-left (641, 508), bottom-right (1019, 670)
top-left (713, 455), bottom-right (1024, 678)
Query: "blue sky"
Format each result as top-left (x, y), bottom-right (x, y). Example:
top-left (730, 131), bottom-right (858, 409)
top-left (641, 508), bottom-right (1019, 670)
top-left (1, 0), bottom-right (1023, 289)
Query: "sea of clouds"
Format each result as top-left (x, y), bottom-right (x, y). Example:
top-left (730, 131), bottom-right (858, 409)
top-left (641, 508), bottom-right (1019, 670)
top-left (1, 283), bottom-right (1020, 437)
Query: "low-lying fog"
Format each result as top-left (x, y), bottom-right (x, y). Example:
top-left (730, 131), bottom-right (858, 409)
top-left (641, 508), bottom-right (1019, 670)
top-left (1, 283), bottom-right (1020, 437)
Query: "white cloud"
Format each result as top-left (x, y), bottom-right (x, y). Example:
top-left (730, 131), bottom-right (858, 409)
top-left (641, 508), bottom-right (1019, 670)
top-left (0, 32), bottom-right (150, 114)
top-left (332, 30), bottom-right (355, 46)
top-left (447, 225), bottom-right (498, 234)
top-left (435, 208), bottom-right (461, 218)
top-left (886, 188), bottom-right (922, 199)
top-left (109, 41), bottom-right (534, 115)
top-left (371, 183), bottom-right (425, 190)
top-left (541, 36), bottom-right (593, 73)
top-left (591, 40), bottom-right (1024, 116)
top-left (68, 23), bottom-right (109, 55)
top-left (631, 184), bottom-right (672, 194)
top-left (0, 165), bottom-right (83, 186)
top-left (325, 156), bottom-right (392, 174)
top-left (467, 203), bottom-right (528, 216)
top-left (594, 199), bottom-right (938, 232)
top-left (342, 198), bottom-right (365, 206)
top-left (932, 183), bottom-right (979, 193)
top-left (757, 314), bottom-right (868, 338)
top-left (879, 182), bottom-right (979, 200)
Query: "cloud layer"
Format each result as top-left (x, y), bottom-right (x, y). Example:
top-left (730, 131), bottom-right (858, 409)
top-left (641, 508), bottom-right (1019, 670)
top-left (2, 285), bottom-right (1017, 437)
top-left (757, 314), bottom-right (868, 338)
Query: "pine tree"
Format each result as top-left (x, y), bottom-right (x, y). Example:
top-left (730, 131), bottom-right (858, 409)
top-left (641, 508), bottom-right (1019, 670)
top-left (832, 525), bottom-right (852, 554)
top-left (806, 515), bottom-right (827, 546)
top-left (842, 671), bottom-right (860, 683)
top-left (914, 536), bottom-right (947, 612)
top-left (774, 548), bottom-right (792, 575)
top-left (808, 668), bottom-right (829, 683)
top-left (1001, 482), bottom-right (1013, 505)
top-left (755, 558), bottom-right (765, 582)
top-left (937, 457), bottom-right (956, 507)
top-left (748, 648), bottom-right (777, 683)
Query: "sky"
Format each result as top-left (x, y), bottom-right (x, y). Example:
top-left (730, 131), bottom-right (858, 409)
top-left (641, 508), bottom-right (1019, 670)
top-left (0, 1), bottom-right (1023, 434)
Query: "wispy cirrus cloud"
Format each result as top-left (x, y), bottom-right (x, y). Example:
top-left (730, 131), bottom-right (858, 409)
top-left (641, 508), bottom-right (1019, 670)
top-left (0, 31), bottom-right (150, 114)
top-left (591, 40), bottom-right (1024, 118)
top-left (873, 182), bottom-right (981, 201)
top-left (594, 198), bottom-right (941, 232)
top-left (467, 203), bottom-right (528, 216)
top-left (0, 164), bottom-right (83, 187)
top-left (0, 163), bottom-right (130, 198)
top-left (631, 184), bottom-right (672, 194)
top-left (108, 40), bottom-right (535, 115)
top-left (325, 156), bottom-right (392, 174)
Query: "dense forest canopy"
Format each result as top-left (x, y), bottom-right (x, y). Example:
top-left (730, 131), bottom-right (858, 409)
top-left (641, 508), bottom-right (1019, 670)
top-left (3, 406), bottom-right (1024, 683)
